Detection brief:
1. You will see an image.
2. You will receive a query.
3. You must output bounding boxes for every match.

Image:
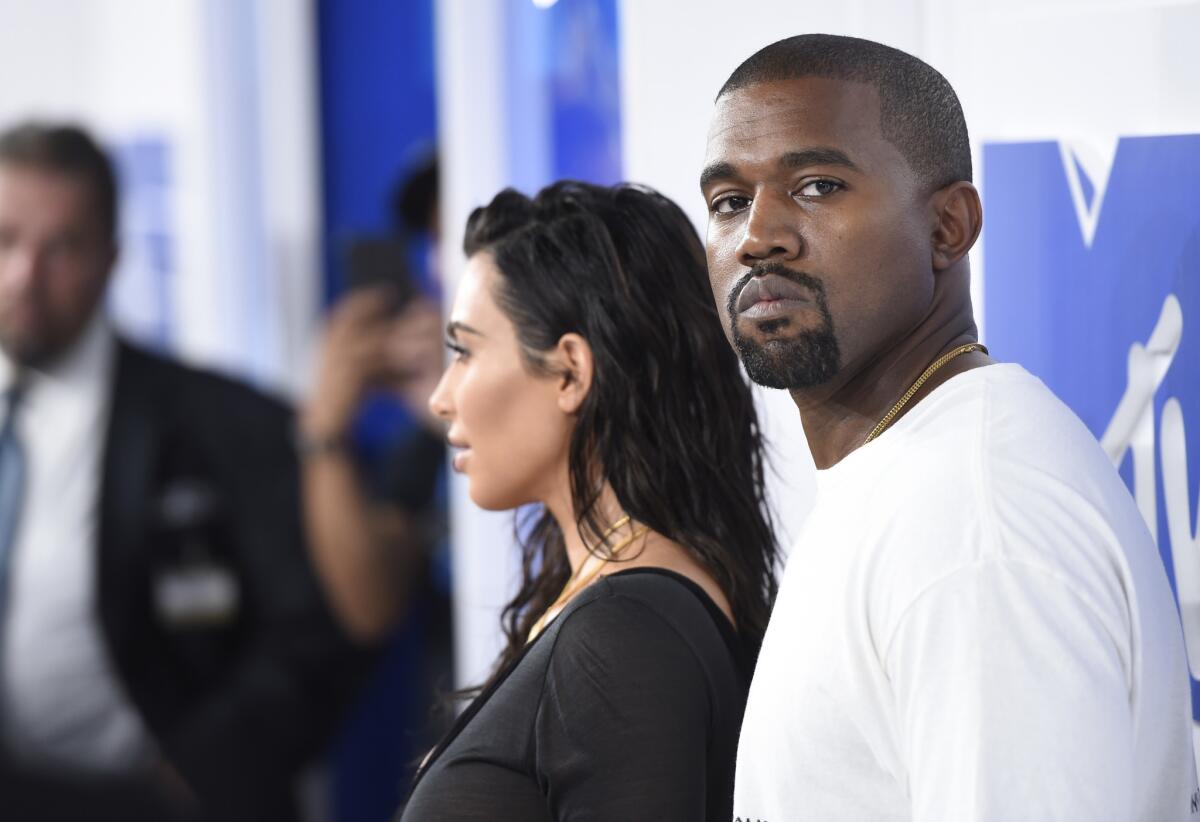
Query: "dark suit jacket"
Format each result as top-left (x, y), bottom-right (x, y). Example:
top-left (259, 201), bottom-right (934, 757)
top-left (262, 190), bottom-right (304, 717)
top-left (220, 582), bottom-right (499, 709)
top-left (3, 341), bottom-right (373, 822)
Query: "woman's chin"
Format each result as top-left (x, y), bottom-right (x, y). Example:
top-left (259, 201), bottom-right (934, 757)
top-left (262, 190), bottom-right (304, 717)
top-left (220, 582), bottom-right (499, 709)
top-left (465, 481), bottom-right (510, 512)
top-left (466, 482), bottom-right (540, 514)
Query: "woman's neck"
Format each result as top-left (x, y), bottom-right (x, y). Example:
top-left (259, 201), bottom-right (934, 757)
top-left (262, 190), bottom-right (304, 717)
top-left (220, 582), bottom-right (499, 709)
top-left (543, 483), bottom-right (629, 573)
top-left (541, 482), bottom-right (736, 625)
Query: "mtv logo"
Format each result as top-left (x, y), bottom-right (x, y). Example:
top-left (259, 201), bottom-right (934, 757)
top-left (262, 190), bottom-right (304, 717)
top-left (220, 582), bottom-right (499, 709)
top-left (984, 135), bottom-right (1200, 751)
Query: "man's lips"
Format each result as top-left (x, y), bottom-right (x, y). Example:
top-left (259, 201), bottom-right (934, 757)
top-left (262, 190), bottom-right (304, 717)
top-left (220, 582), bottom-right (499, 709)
top-left (735, 273), bottom-right (812, 318)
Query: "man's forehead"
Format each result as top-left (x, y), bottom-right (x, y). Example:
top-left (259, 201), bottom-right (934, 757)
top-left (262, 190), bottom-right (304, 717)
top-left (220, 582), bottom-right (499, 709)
top-left (0, 164), bottom-right (100, 224)
top-left (705, 77), bottom-right (883, 161)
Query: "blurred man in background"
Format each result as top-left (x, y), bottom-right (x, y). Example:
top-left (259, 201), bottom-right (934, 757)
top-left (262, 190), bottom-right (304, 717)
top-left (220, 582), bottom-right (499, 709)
top-left (0, 122), bottom-right (369, 821)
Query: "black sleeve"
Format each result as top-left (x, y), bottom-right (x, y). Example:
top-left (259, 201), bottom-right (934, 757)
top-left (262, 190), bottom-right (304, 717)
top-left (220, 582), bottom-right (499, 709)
top-left (534, 594), bottom-right (712, 822)
top-left (163, 389), bottom-right (376, 820)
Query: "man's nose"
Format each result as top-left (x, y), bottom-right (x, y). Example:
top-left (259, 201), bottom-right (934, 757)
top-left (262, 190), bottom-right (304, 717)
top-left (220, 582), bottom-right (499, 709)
top-left (735, 191), bottom-right (802, 267)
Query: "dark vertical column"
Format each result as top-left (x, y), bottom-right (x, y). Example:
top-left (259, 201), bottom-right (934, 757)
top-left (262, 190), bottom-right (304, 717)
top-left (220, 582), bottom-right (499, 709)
top-left (316, 0), bottom-right (437, 307)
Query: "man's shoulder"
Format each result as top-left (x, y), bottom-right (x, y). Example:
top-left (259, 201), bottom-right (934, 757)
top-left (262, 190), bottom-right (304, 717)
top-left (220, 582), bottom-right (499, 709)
top-left (850, 363), bottom-right (1149, 617)
top-left (957, 364), bottom-right (1130, 513)
top-left (814, 364), bottom-right (1140, 583)
top-left (115, 339), bottom-right (293, 426)
top-left (890, 363), bottom-right (1111, 492)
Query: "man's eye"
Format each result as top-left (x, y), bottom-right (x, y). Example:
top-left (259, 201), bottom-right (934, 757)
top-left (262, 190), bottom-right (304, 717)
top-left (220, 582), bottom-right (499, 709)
top-left (45, 235), bottom-right (83, 260)
top-left (711, 195), bottom-right (751, 215)
top-left (797, 179), bottom-right (842, 197)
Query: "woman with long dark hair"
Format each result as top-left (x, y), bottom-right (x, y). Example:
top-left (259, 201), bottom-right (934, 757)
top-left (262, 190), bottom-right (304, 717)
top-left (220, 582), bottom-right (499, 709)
top-left (400, 181), bottom-right (777, 820)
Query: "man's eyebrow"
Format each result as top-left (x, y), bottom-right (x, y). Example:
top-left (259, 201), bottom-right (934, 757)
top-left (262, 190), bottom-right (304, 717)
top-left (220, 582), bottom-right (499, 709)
top-left (446, 320), bottom-right (485, 338)
top-left (699, 161), bottom-right (738, 191)
top-left (700, 148), bottom-right (859, 191)
top-left (781, 147), bottom-right (859, 172)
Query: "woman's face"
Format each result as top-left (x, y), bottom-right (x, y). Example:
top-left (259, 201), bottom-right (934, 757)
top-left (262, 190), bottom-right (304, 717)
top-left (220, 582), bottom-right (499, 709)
top-left (429, 252), bottom-right (575, 510)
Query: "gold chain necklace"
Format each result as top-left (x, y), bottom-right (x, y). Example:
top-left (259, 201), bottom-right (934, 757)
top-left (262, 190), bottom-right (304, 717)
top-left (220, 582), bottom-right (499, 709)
top-left (526, 516), bottom-right (649, 642)
top-left (862, 342), bottom-right (988, 445)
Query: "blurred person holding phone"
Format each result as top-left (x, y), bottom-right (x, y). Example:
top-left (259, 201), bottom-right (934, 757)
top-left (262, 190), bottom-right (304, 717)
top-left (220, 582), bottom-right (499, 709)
top-left (300, 156), bottom-right (458, 821)
top-left (0, 122), bottom-right (368, 821)
top-left (397, 181), bottom-right (779, 821)
top-left (299, 214), bottom-right (447, 646)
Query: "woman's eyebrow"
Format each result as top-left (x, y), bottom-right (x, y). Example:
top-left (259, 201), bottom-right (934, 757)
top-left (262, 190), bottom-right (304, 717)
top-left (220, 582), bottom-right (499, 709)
top-left (447, 320), bottom-right (485, 339)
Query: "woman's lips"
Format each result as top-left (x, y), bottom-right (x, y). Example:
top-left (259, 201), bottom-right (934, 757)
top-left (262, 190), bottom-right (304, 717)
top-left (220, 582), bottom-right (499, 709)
top-left (446, 434), bottom-right (470, 472)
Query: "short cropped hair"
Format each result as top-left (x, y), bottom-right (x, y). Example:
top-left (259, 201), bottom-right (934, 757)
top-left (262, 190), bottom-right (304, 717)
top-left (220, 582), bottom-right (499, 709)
top-left (719, 34), bottom-right (971, 189)
top-left (0, 122), bottom-right (118, 239)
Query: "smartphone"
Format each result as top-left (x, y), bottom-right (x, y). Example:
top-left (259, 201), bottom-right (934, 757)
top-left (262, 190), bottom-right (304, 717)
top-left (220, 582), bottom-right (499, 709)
top-left (343, 236), bottom-right (418, 308)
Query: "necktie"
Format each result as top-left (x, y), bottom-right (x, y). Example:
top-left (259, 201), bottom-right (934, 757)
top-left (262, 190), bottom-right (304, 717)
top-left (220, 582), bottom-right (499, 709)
top-left (0, 382), bottom-right (26, 611)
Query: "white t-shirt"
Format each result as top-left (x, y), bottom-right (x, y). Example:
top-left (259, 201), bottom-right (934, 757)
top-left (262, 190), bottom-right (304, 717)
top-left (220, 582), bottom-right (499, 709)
top-left (734, 364), bottom-right (1197, 822)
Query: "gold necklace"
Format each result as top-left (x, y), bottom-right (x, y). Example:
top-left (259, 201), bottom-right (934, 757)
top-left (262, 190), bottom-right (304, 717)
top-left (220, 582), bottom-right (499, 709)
top-left (863, 342), bottom-right (988, 445)
top-left (526, 517), bottom-right (649, 642)
top-left (549, 514), bottom-right (629, 599)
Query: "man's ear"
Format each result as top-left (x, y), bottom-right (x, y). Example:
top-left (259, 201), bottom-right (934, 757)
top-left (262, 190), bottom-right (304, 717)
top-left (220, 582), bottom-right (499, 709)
top-left (551, 333), bottom-right (594, 415)
top-left (929, 181), bottom-right (982, 271)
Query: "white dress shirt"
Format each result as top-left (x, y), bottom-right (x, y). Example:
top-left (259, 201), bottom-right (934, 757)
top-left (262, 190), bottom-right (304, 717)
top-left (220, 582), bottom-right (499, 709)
top-left (0, 315), bottom-right (156, 773)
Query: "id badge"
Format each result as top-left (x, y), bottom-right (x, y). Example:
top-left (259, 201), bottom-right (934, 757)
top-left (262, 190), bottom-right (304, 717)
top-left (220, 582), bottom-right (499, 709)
top-left (154, 561), bottom-right (240, 627)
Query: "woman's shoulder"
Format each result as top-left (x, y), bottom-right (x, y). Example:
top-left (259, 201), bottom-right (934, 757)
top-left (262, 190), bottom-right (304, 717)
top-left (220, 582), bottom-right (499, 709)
top-left (546, 568), bottom-right (744, 684)
top-left (558, 567), bottom-right (719, 628)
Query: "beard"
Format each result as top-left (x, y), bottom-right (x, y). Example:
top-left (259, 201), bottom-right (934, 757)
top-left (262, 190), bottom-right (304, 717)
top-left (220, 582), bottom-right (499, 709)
top-left (728, 264), bottom-right (841, 390)
top-left (0, 317), bottom-right (74, 370)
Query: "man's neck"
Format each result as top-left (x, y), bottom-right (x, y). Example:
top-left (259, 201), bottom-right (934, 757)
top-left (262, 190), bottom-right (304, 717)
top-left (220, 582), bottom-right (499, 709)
top-left (1, 313), bottom-right (115, 408)
top-left (792, 311), bottom-right (988, 470)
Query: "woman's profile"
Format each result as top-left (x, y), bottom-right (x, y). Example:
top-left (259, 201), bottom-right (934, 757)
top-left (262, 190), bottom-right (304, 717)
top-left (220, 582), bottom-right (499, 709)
top-left (400, 181), bottom-right (777, 821)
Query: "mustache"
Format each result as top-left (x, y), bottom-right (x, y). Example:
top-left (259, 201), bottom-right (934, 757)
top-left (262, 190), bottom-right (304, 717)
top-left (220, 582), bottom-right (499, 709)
top-left (726, 262), bottom-right (829, 318)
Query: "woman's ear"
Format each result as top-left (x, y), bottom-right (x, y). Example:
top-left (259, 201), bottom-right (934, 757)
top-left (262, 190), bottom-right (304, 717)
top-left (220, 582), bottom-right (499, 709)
top-left (930, 181), bottom-right (982, 271)
top-left (551, 333), bottom-right (594, 414)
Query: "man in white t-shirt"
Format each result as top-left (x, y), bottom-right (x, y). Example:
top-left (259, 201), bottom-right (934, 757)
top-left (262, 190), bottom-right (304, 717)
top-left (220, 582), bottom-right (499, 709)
top-left (699, 34), bottom-right (1197, 821)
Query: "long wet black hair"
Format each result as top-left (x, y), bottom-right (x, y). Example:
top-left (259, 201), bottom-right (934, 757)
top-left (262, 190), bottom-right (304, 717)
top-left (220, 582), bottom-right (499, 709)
top-left (463, 181), bottom-right (778, 679)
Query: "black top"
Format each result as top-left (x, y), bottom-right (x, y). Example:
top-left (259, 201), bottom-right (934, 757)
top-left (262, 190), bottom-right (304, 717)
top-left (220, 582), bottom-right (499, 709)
top-left (398, 568), bottom-right (750, 821)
